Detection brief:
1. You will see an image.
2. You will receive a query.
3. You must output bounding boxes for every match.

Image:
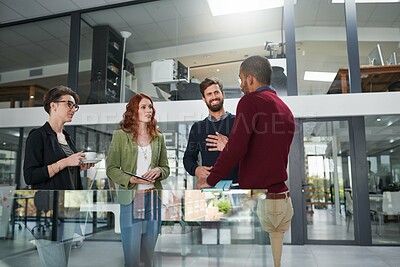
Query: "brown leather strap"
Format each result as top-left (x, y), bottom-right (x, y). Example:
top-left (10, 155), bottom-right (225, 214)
top-left (266, 191), bottom-right (290, 199)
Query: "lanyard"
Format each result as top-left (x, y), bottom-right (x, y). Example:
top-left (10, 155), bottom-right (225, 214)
top-left (256, 86), bottom-right (275, 92)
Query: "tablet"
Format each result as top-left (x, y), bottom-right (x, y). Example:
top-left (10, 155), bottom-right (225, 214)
top-left (122, 170), bottom-right (153, 182)
top-left (201, 180), bottom-right (233, 192)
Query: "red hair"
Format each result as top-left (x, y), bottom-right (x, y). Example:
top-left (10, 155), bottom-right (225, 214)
top-left (120, 93), bottom-right (159, 141)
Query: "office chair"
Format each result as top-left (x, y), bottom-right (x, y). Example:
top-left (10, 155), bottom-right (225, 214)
top-left (32, 191), bottom-right (51, 234)
top-left (377, 191), bottom-right (400, 236)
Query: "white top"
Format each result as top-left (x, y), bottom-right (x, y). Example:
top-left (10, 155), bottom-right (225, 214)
top-left (136, 144), bottom-right (154, 190)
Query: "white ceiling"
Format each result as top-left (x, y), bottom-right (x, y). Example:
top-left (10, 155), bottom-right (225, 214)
top-left (0, 0), bottom-right (399, 94)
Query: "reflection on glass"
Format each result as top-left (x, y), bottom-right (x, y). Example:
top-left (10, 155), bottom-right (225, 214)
top-left (0, 17), bottom-right (70, 108)
top-left (78, 20), bottom-right (94, 105)
top-left (0, 128), bottom-right (20, 185)
top-left (357, 1), bottom-right (400, 94)
top-left (303, 120), bottom-right (353, 240)
top-left (2, 189), bottom-right (288, 266)
top-left (365, 115), bottom-right (400, 245)
top-left (80, 1), bottom-right (284, 102)
top-left (295, 1), bottom-right (347, 95)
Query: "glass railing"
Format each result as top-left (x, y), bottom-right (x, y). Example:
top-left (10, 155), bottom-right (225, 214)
top-left (1, 189), bottom-right (280, 267)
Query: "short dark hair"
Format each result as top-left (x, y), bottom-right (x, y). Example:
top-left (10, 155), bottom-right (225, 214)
top-left (43, 85), bottom-right (80, 114)
top-left (240, 56), bottom-right (272, 85)
top-left (199, 77), bottom-right (223, 97)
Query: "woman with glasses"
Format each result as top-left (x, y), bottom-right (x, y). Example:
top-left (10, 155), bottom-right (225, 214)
top-left (106, 93), bottom-right (170, 267)
top-left (24, 85), bottom-right (94, 189)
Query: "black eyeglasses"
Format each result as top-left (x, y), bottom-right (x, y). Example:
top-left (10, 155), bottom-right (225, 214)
top-left (54, 100), bottom-right (79, 111)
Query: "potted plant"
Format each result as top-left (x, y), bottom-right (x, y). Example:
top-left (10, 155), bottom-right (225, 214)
top-left (216, 199), bottom-right (231, 215)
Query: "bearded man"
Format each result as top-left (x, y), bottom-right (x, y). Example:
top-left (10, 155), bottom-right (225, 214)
top-left (183, 77), bottom-right (239, 187)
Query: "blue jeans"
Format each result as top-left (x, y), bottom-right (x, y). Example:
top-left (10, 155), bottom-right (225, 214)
top-left (120, 190), bottom-right (161, 267)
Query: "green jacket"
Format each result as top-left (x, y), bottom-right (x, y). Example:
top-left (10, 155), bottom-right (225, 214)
top-left (106, 129), bottom-right (170, 204)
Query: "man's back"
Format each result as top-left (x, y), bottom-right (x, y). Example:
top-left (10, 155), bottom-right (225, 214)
top-left (199, 56), bottom-right (294, 267)
top-left (208, 90), bottom-right (295, 191)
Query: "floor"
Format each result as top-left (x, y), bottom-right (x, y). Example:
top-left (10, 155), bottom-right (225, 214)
top-left (1, 240), bottom-right (399, 267)
top-left (1, 201), bottom-right (399, 266)
top-left (1, 225), bottom-right (399, 267)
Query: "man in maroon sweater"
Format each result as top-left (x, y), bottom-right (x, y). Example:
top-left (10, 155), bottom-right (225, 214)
top-left (197, 55), bottom-right (295, 267)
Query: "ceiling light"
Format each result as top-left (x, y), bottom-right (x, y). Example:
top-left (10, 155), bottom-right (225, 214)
top-left (304, 71), bottom-right (336, 82)
top-left (332, 0), bottom-right (399, 3)
top-left (30, 95), bottom-right (34, 99)
top-left (390, 139), bottom-right (395, 143)
top-left (376, 118), bottom-right (381, 121)
top-left (207, 0), bottom-right (284, 16)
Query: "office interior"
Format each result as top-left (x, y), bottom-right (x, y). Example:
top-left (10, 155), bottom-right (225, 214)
top-left (0, 0), bottom-right (399, 266)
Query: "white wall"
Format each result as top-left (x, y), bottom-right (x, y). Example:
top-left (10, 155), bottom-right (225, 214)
top-left (133, 64), bottom-right (157, 97)
top-left (1, 92), bottom-right (399, 128)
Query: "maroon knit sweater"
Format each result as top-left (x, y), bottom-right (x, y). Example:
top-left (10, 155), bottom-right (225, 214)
top-left (206, 89), bottom-right (295, 192)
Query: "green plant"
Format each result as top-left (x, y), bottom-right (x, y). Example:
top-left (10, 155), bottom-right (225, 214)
top-left (216, 199), bottom-right (231, 214)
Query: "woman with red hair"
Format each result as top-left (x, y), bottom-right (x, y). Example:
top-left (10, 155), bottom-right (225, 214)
top-left (106, 93), bottom-right (169, 267)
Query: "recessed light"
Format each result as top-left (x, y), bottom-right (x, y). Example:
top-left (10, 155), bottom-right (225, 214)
top-left (304, 71), bottom-right (336, 82)
top-left (207, 0), bottom-right (285, 16)
top-left (376, 118), bottom-right (381, 121)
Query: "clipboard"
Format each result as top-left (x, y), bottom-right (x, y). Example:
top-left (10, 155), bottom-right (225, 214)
top-left (122, 170), bottom-right (153, 182)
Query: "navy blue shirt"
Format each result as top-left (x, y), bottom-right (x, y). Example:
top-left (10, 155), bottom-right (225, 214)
top-left (183, 113), bottom-right (239, 183)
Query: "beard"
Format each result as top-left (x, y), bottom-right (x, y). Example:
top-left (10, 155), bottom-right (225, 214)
top-left (241, 80), bottom-right (249, 94)
top-left (206, 98), bottom-right (224, 112)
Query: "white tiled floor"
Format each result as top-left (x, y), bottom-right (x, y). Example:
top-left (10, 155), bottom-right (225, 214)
top-left (1, 242), bottom-right (399, 267)
top-left (1, 214), bottom-right (399, 267)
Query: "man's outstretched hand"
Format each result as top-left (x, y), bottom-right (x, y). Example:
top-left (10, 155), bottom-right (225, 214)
top-left (197, 177), bottom-right (211, 189)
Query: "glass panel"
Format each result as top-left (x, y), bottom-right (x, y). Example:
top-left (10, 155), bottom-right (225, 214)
top-left (295, 0), bottom-right (348, 95)
top-left (357, 2), bottom-right (400, 93)
top-left (1, 189), bottom-right (286, 266)
top-left (0, 17), bottom-right (70, 108)
top-left (78, 20), bottom-right (94, 104)
top-left (81, 0), bottom-right (286, 102)
top-left (74, 125), bottom-right (113, 190)
top-left (365, 115), bottom-right (400, 245)
top-left (0, 128), bottom-right (20, 185)
top-left (303, 120), bottom-right (352, 240)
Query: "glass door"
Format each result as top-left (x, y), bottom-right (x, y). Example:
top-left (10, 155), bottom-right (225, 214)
top-left (302, 119), bottom-right (355, 242)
